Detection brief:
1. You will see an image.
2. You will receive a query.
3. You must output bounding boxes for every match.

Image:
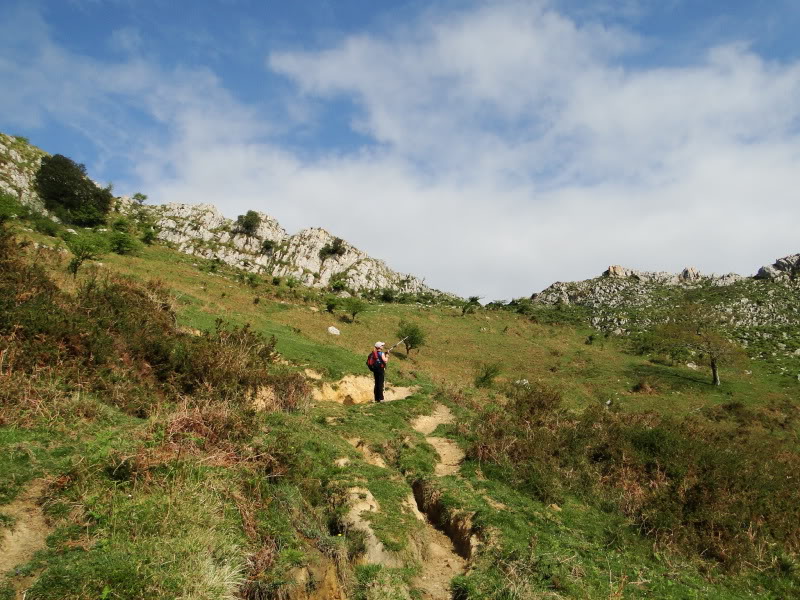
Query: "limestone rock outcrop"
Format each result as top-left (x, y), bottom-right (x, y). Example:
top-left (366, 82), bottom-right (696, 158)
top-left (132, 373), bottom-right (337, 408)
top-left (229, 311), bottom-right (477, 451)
top-left (0, 133), bottom-right (48, 213)
top-left (144, 202), bottom-right (435, 295)
top-left (756, 254), bottom-right (800, 281)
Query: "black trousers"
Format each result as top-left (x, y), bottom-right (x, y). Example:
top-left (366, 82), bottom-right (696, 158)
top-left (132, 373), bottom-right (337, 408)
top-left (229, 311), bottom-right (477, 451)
top-left (373, 368), bottom-right (385, 402)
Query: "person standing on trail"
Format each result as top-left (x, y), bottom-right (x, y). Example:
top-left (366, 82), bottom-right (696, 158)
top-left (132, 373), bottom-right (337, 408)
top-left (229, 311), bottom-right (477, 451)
top-left (368, 341), bottom-right (389, 402)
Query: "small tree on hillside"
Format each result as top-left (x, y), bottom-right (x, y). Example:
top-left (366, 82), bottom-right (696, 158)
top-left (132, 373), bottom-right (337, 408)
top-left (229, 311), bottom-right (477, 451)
top-left (36, 154), bottom-right (113, 226)
top-left (396, 319), bottom-right (426, 355)
top-left (132, 192), bottom-right (148, 205)
top-left (341, 296), bottom-right (368, 322)
top-left (66, 234), bottom-right (107, 277)
top-left (235, 211), bottom-right (261, 237)
top-left (653, 303), bottom-right (746, 386)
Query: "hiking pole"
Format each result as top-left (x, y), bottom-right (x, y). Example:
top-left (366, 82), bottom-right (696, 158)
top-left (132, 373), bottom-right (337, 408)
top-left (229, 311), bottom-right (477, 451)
top-left (387, 336), bottom-right (409, 354)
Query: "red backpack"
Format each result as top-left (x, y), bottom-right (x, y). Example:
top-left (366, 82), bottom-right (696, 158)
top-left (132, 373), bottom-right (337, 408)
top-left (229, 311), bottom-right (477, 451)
top-left (366, 350), bottom-right (385, 372)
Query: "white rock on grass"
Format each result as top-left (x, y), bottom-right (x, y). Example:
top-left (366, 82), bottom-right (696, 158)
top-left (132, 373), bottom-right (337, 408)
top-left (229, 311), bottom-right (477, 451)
top-left (327, 326), bottom-right (340, 336)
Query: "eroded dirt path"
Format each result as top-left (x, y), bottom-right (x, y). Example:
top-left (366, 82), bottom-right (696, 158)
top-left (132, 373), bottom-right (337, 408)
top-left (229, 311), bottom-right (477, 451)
top-left (412, 404), bottom-right (465, 477)
top-left (0, 480), bottom-right (51, 598)
top-left (411, 404), bottom-right (468, 599)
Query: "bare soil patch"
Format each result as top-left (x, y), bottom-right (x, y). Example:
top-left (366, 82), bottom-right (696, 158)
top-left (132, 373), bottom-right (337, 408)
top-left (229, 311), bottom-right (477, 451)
top-left (0, 480), bottom-right (52, 597)
top-left (312, 375), bottom-right (417, 404)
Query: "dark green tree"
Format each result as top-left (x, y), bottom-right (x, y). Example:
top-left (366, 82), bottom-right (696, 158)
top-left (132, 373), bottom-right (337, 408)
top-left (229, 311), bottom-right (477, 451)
top-left (35, 154), bottom-right (113, 226)
top-left (396, 319), bottom-right (426, 355)
top-left (132, 192), bottom-right (148, 205)
top-left (235, 210), bottom-right (261, 236)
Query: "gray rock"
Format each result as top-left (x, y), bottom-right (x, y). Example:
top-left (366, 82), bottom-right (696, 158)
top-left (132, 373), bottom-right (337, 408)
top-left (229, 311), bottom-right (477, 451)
top-left (327, 326), bottom-right (340, 336)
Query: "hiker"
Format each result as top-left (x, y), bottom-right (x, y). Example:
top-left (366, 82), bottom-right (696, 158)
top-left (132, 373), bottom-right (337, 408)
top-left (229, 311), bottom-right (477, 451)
top-left (367, 341), bottom-right (389, 402)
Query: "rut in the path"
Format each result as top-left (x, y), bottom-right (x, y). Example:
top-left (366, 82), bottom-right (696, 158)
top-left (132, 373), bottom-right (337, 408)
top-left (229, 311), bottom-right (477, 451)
top-left (410, 404), bottom-right (468, 599)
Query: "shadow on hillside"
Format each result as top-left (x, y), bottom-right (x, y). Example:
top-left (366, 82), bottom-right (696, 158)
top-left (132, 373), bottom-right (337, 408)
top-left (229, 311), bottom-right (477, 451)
top-left (624, 361), bottom-right (714, 391)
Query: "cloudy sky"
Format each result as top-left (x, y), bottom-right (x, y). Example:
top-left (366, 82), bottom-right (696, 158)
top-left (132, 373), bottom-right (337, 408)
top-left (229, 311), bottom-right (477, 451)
top-left (2, 0), bottom-right (799, 299)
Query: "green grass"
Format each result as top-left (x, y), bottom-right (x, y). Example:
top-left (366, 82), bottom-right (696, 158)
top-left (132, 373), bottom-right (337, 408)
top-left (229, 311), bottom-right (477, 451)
top-left (2, 215), bottom-right (798, 599)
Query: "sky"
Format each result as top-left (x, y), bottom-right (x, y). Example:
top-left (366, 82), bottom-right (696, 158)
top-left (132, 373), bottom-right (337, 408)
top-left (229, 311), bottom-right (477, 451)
top-left (2, 0), bottom-right (799, 300)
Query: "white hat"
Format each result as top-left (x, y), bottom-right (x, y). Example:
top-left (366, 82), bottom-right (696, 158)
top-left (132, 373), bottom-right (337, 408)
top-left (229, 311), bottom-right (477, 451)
top-left (374, 341), bottom-right (385, 348)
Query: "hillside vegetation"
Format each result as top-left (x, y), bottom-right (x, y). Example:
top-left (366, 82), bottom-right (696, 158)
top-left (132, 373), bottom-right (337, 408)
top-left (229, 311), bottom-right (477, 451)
top-left (0, 155), bottom-right (799, 599)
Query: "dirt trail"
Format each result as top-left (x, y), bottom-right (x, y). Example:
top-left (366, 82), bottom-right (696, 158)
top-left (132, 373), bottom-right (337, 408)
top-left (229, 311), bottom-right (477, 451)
top-left (412, 405), bottom-right (465, 477)
top-left (0, 480), bottom-right (51, 598)
top-left (410, 405), bottom-right (468, 599)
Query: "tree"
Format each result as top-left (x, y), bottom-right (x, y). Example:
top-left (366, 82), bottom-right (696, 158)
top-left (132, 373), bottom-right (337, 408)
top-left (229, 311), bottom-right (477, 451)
top-left (132, 192), bottom-right (148, 205)
top-left (66, 234), bottom-right (107, 277)
top-left (396, 319), bottom-right (426, 355)
top-left (654, 303), bottom-right (746, 386)
top-left (341, 297), bottom-right (368, 322)
top-left (35, 154), bottom-right (113, 226)
top-left (235, 211), bottom-right (261, 237)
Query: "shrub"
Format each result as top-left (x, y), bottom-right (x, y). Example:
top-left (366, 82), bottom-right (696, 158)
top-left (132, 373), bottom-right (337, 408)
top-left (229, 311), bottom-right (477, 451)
top-left (141, 227), bottom-right (157, 245)
top-left (474, 362), bottom-right (501, 388)
top-left (319, 237), bottom-right (346, 261)
top-left (32, 216), bottom-right (60, 237)
top-left (261, 239), bottom-right (276, 254)
top-left (35, 154), bottom-right (113, 226)
top-left (0, 193), bottom-right (29, 222)
top-left (324, 296), bottom-right (339, 313)
top-left (111, 216), bottom-right (131, 232)
top-left (109, 232), bottom-right (142, 255)
top-left (66, 233), bottom-right (108, 276)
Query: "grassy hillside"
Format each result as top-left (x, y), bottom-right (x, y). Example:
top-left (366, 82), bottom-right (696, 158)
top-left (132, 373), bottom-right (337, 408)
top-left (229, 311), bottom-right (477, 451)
top-left (1, 195), bottom-right (799, 599)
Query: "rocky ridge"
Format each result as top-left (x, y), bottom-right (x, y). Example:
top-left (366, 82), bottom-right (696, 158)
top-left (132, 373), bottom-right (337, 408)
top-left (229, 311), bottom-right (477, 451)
top-left (142, 202), bottom-right (435, 295)
top-left (0, 133), bottom-right (440, 297)
top-left (531, 258), bottom-right (800, 370)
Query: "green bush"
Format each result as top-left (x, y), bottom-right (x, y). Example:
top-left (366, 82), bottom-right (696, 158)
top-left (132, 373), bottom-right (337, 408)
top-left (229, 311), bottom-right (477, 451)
top-left (109, 231), bottom-right (142, 255)
top-left (32, 216), bottom-right (60, 237)
top-left (66, 233), bottom-right (108, 276)
top-left (0, 193), bottom-right (30, 222)
top-left (319, 237), bottom-right (346, 260)
top-left (141, 227), bottom-right (157, 245)
top-left (111, 216), bottom-right (132, 232)
top-left (35, 154), bottom-right (113, 226)
top-left (261, 239), bottom-right (276, 254)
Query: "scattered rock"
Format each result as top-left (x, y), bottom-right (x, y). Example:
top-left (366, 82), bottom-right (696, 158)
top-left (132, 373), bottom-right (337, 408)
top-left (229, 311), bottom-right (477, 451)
top-left (327, 326), bottom-right (340, 336)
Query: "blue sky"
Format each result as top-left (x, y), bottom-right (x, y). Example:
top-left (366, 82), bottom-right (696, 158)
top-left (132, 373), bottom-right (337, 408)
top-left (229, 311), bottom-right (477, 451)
top-left (2, 0), bottom-right (800, 299)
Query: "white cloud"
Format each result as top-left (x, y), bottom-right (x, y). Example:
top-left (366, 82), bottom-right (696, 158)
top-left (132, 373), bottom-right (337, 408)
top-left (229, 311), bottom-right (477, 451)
top-left (2, 1), bottom-right (800, 299)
